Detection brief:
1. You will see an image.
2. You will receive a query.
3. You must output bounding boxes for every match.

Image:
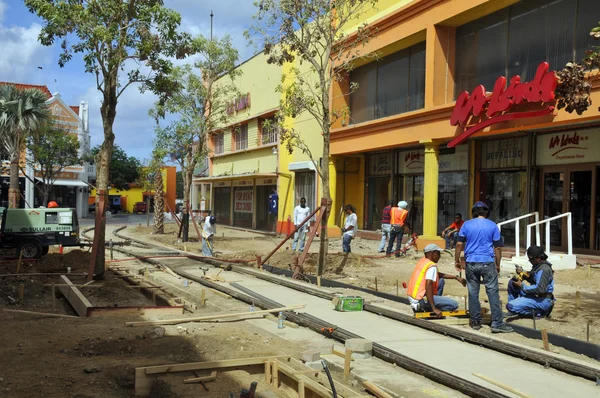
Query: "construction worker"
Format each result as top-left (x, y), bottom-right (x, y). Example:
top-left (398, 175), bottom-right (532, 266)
top-left (201, 215), bottom-right (217, 256)
top-left (441, 213), bottom-right (464, 249)
top-left (377, 200), bottom-right (393, 253)
top-left (386, 201), bottom-right (408, 257)
top-left (506, 245), bottom-right (555, 318)
top-left (341, 204), bottom-right (357, 253)
top-left (407, 244), bottom-right (466, 317)
top-left (292, 197), bottom-right (310, 252)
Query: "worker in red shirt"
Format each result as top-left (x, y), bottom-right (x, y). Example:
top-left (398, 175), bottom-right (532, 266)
top-left (442, 213), bottom-right (464, 249)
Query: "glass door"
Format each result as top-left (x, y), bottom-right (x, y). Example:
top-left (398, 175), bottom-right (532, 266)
top-left (542, 171), bottom-right (564, 248)
top-left (569, 170), bottom-right (592, 249)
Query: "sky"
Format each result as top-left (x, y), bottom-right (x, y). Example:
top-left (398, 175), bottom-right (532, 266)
top-left (0, 0), bottom-right (260, 163)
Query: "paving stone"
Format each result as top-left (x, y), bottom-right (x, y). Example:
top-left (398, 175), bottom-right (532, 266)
top-left (345, 338), bottom-right (372, 352)
top-left (302, 350), bottom-right (321, 362)
top-left (304, 360), bottom-right (324, 370)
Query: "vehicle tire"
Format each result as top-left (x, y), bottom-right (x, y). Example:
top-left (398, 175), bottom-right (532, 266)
top-left (18, 240), bottom-right (43, 259)
top-left (42, 246), bottom-right (49, 255)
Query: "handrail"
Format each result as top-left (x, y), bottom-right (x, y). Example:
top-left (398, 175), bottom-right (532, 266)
top-left (526, 212), bottom-right (572, 256)
top-left (497, 212), bottom-right (540, 257)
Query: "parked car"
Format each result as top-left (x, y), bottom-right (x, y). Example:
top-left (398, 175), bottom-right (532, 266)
top-left (133, 202), bottom-right (147, 214)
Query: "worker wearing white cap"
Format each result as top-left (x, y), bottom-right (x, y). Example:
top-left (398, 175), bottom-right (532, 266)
top-left (386, 201), bottom-right (409, 257)
top-left (407, 244), bottom-right (466, 317)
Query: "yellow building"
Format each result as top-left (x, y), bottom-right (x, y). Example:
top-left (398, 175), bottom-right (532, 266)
top-left (329, 0), bottom-right (600, 258)
top-left (192, 51), bottom-right (328, 234)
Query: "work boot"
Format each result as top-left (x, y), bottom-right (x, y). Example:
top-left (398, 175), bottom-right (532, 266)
top-left (503, 311), bottom-right (518, 318)
top-left (491, 324), bottom-right (514, 333)
top-left (470, 320), bottom-right (481, 330)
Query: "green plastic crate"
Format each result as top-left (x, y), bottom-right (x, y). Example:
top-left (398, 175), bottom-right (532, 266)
top-left (332, 295), bottom-right (364, 312)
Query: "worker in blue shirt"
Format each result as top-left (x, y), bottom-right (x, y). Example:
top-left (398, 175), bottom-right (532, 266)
top-left (506, 245), bottom-right (555, 318)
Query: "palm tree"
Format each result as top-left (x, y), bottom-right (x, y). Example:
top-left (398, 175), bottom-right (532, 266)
top-left (151, 149), bottom-right (166, 234)
top-left (0, 85), bottom-right (49, 208)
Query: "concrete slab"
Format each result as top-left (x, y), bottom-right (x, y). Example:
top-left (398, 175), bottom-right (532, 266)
top-left (224, 272), bottom-right (600, 398)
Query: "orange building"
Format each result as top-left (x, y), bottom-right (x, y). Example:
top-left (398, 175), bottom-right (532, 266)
top-left (330, 0), bottom-right (600, 263)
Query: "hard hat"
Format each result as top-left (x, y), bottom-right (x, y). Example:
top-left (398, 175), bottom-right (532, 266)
top-left (398, 201), bottom-right (408, 209)
top-left (48, 201), bottom-right (59, 208)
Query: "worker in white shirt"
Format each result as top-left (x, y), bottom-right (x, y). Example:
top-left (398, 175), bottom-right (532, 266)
top-left (292, 197), bottom-right (311, 252)
top-left (201, 215), bottom-right (216, 256)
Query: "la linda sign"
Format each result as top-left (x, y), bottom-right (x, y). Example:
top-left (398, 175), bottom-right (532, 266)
top-left (448, 62), bottom-right (558, 148)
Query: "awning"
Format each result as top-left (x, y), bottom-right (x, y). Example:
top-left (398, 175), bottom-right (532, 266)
top-left (193, 172), bottom-right (277, 183)
top-left (288, 161), bottom-right (317, 171)
top-left (35, 177), bottom-right (88, 187)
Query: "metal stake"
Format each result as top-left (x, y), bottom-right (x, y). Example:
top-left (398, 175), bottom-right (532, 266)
top-left (532, 310), bottom-right (536, 330)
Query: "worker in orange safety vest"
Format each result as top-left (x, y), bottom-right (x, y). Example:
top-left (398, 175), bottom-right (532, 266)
top-left (386, 201), bottom-right (409, 257)
top-left (407, 244), bottom-right (466, 317)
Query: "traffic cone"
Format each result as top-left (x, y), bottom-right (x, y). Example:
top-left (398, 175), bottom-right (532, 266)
top-left (59, 245), bottom-right (64, 255)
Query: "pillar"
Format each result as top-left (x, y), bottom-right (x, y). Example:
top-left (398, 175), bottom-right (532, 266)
top-left (327, 157), bottom-right (339, 237)
top-left (420, 140), bottom-right (444, 247)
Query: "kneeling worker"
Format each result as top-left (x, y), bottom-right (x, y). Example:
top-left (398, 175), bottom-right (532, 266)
top-left (201, 215), bottom-right (217, 257)
top-left (407, 244), bottom-right (466, 317)
top-left (506, 245), bottom-right (554, 318)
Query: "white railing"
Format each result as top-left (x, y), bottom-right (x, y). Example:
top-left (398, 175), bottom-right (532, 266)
top-left (526, 212), bottom-right (572, 256)
top-left (497, 212), bottom-right (540, 257)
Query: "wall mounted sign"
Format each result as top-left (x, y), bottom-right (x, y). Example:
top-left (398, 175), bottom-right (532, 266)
top-left (234, 187), bottom-right (253, 213)
top-left (480, 136), bottom-right (528, 169)
top-left (367, 152), bottom-right (392, 176)
top-left (397, 145), bottom-right (468, 174)
top-left (227, 93), bottom-right (251, 115)
top-left (448, 62), bottom-right (558, 148)
top-left (536, 128), bottom-right (600, 166)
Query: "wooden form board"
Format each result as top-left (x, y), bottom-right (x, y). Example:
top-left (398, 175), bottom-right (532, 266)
top-left (88, 306), bottom-right (184, 318)
top-left (58, 275), bottom-right (93, 317)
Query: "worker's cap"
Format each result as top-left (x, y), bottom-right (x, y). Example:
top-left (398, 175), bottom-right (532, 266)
top-left (526, 245), bottom-right (546, 259)
top-left (423, 243), bottom-right (443, 253)
top-left (209, 216), bottom-right (216, 224)
top-left (398, 201), bottom-right (408, 209)
top-left (472, 201), bottom-right (489, 210)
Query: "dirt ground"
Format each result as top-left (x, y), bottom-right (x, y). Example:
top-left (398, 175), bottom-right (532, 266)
top-left (0, 245), bottom-right (315, 397)
top-left (137, 224), bottom-right (600, 357)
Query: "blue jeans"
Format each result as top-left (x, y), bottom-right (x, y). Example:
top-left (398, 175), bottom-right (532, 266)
top-left (465, 262), bottom-right (504, 327)
top-left (419, 278), bottom-right (459, 311)
top-left (342, 234), bottom-right (353, 253)
top-left (292, 227), bottom-right (307, 251)
top-left (378, 224), bottom-right (391, 252)
top-left (202, 236), bottom-right (214, 256)
top-left (444, 231), bottom-right (458, 249)
top-left (506, 280), bottom-right (554, 317)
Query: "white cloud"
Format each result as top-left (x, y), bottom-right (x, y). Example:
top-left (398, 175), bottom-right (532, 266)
top-left (0, 22), bottom-right (51, 81)
top-left (0, 1), bottom-right (6, 23)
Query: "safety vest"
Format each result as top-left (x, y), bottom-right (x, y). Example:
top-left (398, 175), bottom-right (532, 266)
top-left (407, 257), bottom-right (438, 301)
top-left (390, 207), bottom-right (408, 226)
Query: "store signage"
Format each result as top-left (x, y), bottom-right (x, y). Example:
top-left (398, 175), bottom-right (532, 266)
top-left (213, 180), bottom-right (231, 187)
top-left (234, 188), bottom-right (253, 213)
top-left (232, 179), bottom-right (252, 187)
top-left (449, 62), bottom-right (557, 148)
top-left (397, 145), bottom-right (467, 174)
top-left (227, 93), bottom-right (251, 115)
top-left (481, 137), bottom-right (528, 169)
top-left (536, 129), bottom-right (599, 166)
top-left (368, 153), bottom-right (392, 176)
top-left (256, 178), bottom-right (276, 186)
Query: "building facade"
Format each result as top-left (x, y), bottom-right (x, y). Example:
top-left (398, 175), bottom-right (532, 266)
top-left (191, 51), bottom-right (326, 234)
top-left (330, 0), bottom-right (600, 254)
top-left (0, 83), bottom-right (94, 217)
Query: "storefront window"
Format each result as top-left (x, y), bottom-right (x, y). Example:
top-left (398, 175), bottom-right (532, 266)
top-left (350, 42), bottom-right (426, 124)
top-left (437, 172), bottom-right (468, 234)
top-left (455, 0), bottom-right (594, 97)
top-left (365, 152), bottom-right (392, 230)
top-left (214, 186), bottom-right (231, 225)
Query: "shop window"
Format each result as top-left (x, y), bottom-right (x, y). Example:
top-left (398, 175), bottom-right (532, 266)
top-left (349, 42), bottom-right (426, 124)
top-left (213, 133), bottom-right (224, 155)
top-left (261, 118), bottom-right (278, 145)
top-left (455, 0), bottom-right (594, 97)
top-left (234, 124), bottom-right (248, 151)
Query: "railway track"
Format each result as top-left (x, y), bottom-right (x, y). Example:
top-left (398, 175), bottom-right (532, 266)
top-left (82, 226), bottom-right (600, 397)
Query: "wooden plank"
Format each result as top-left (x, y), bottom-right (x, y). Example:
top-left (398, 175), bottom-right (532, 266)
top-left (265, 360), bottom-right (271, 383)
top-left (125, 304), bottom-right (305, 327)
top-left (298, 379), bottom-right (305, 398)
top-left (183, 370), bottom-right (217, 384)
top-left (472, 373), bottom-right (534, 398)
top-left (272, 360), bottom-right (279, 388)
top-left (57, 275), bottom-right (93, 317)
top-left (142, 355), bottom-right (290, 375)
top-left (88, 306), bottom-right (184, 318)
top-left (0, 273), bottom-right (88, 278)
top-left (344, 348), bottom-right (352, 377)
top-left (208, 288), bottom-right (232, 299)
top-left (363, 381), bottom-right (393, 398)
top-left (1, 308), bottom-right (77, 318)
top-left (541, 329), bottom-right (550, 351)
top-left (275, 360), bottom-right (333, 398)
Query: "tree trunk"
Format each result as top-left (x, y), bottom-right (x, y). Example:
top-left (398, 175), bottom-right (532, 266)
top-left (153, 169), bottom-right (164, 234)
top-left (90, 86), bottom-right (117, 280)
top-left (8, 156), bottom-right (20, 208)
top-left (42, 191), bottom-right (49, 207)
top-left (181, 166), bottom-right (193, 242)
top-left (317, 118), bottom-right (331, 276)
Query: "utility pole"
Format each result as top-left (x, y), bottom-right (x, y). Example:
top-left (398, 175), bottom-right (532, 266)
top-left (210, 10), bottom-right (214, 41)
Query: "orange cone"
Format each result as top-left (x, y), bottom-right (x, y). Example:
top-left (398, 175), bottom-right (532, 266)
top-left (59, 245), bottom-right (64, 255)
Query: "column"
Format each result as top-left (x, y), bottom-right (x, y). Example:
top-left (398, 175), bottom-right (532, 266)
top-left (327, 157), bottom-right (338, 236)
top-left (421, 140), bottom-right (443, 245)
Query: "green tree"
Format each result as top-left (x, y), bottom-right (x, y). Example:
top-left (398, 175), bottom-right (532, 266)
top-left (25, 123), bottom-right (80, 206)
top-left (26, 0), bottom-right (193, 278)
top-left (246, 0), bottom-right (377, 275)
top-left (90, 145), bottom-right (141, 190)
top-left (151, 35), bottom-right (239, 242)
top-left (0, 85), bottom-right (50, 208)
top-left (175, 171), bottom-right (183, 198)
top-left (555, 22), bottom-right (600, 114)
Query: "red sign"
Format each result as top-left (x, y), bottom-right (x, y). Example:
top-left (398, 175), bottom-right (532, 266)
top-left (448, 62), bottom-right (558, 148)
top-left (548, 131), bottom-right (588, 156)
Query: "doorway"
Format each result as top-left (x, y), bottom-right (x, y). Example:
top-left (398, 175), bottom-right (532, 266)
top-left (540, 165), bottom-right (596, 253)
